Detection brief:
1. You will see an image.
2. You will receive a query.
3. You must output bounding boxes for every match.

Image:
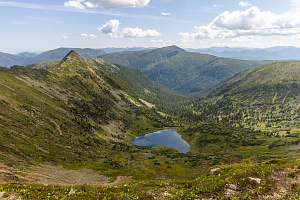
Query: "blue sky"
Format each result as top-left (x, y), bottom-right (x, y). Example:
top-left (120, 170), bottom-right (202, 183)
top-left (0, 0), bottom-right (299, 53)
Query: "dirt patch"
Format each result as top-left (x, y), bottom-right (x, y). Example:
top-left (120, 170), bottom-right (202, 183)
top-left (25, 165), bottom-right (109, 185)
top-left (289, 143), bottom-right (300, 151)
top-left (139, 98), bottom-right (155, 108)
top-left (105, 176), bottom-right (133, 186)
top-left (0, 191), bottom-right (21, 200)
top-left (0, 163), bottom-right (132, 186)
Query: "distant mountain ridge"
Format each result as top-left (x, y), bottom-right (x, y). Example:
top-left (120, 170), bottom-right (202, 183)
top-left (100, 45), bottom-right (273, 96)
top-left (17, 52), bottom-right (38, 57)
top-left (187, 46), bottom-right (300, 60)
top-left (102, 47), bottom-right (152, 53)
top-left (0, 47), bottom-right (106, 68)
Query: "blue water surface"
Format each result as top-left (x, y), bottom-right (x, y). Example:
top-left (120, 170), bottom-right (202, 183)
top-left (131, 129), bottom-right (190, 153)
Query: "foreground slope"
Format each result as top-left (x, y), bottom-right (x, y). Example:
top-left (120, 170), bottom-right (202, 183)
top-left (100, 46), bottom-right (273, 96)
top-left (0, 50), bottom-right (170, 167)
top-left (3, 156), bottom-right (300, 199)
top-left (194, 61), bottom-right (300, 133)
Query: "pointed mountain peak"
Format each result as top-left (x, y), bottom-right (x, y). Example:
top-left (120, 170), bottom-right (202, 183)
top-left (64, 50), bottom-right (85, 60)
top-left (52, 50), bottom-right (94, 75)
top-left (59, 50), bottom-right (87, 65)
top-left (163, 45), bottom-right (185, 52)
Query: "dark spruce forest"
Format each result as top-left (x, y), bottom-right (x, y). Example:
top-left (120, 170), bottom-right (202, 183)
top-left (1, 46), bottom-right (300, 199)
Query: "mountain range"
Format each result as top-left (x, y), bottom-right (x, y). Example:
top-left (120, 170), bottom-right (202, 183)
top-left (1, 46), bottom-right (274, 96)
top-left (2, 49), bottom-right (300, 198)
top-left (187, 46), bottom-right (300, 60)
top-left (100, 46), bottom-right (273, 96)
top-left (0, 47), bottom-right (106, 68)
top-left (1, 49), bottom-right (295, 169)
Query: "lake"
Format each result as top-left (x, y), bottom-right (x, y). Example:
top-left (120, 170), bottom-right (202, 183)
top-left (131, 129), bottom-right (190, 153)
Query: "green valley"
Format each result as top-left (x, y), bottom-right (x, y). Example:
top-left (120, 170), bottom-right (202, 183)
top-left (1, 50), bottom-right (300, 199)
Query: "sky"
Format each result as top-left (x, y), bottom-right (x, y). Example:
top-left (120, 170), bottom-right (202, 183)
top-left (0, 0), bottom-right (300, 53)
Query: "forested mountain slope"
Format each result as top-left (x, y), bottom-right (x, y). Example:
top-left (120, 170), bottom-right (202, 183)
top-left (100, 46), bottom-right (273, 96)
top-left (193, 61), bottom-right (300, 133)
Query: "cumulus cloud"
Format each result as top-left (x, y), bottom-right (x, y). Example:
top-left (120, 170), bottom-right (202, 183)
top-left (239, 1), bottom-right (252, 8)
top-left (84, 2), bottom-right (95, 8)
top-left (179, 6), bottom-right (300, 40)
top-left (64, 0), bottom-right (85, 9)
top-left (99, 19), bottom-right (161, 38)
top-left (98, 19), bottom-right (120, 38)
top-left (87, 0), bottom-right (150, 9)
top-left (80, 33), bottom-right (97, 39)
top-left (121, 27), bottom-right (161, 37)
top-left (161, 12), bottom-right (171, 16)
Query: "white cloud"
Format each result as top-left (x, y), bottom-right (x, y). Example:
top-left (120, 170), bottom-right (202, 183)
top-left (179, 6), bottom-right (300, 40)
top-left (62, 34), bottom-right (68, 39)
top-left (64, 0), bottom-right (85, 9)
top-left (88, 34), bottom-right (97, 39)
top-left (239, 1), bottom-right (252, 8)
top-left (98, 19), bottom-right (120, 38)
top-left (161, 12), bottom-right (171, 16)
top-left (80, 33), bottom-right (88, 39)
top-left (99, 19), bottom-right (161, 38)
top-left (84, 2), bottom-right (95, 8)
top-left (86, 0), bottom-right (150, 9)
top-left (121, 27), bottom-right (161, 38)
top-left (80, 33), bottom-right (97, 39)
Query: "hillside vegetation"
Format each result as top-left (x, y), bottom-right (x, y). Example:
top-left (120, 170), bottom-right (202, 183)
top-left (1, 51), bottom-right (300, 199)
top-left (192, 61), bottom-right (300, 134)
top-left (0, 50), bottom-right (174, 167)
top-left (29, 54), bottom-right (186, 106)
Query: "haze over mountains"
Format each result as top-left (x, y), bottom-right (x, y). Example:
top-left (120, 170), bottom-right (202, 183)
top-left (187, 46), bottom-right (300, 60)
top-left (3, 46), bottom-right (300, 69)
